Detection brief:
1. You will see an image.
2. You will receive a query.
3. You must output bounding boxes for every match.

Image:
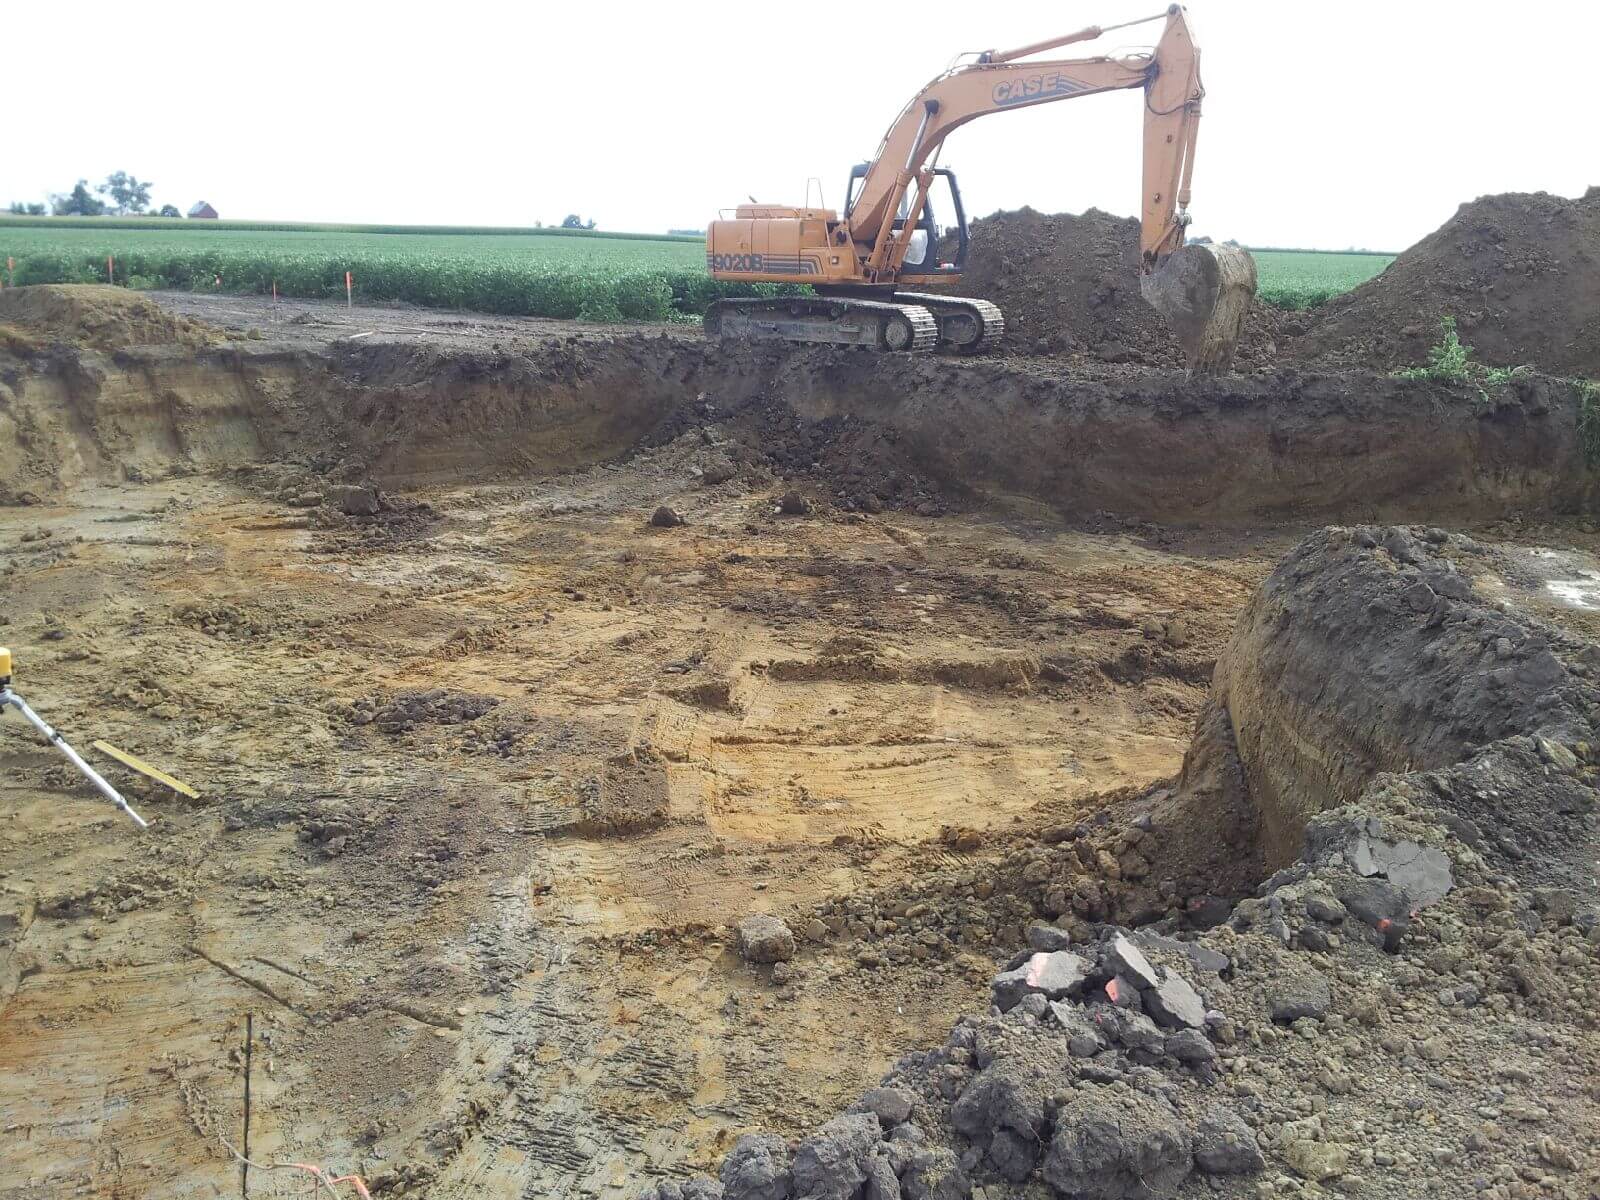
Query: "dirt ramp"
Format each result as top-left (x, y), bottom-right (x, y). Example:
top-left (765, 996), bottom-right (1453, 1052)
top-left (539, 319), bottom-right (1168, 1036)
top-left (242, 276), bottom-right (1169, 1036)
top-left (1193, 524), bottom-right (1600, 866)
top-left (0, 284), bottom-right (219, 353)
top-left (1291, 190), bottom-right (1600, 376)
top-left (943, 207), bottom-right (1289, 367)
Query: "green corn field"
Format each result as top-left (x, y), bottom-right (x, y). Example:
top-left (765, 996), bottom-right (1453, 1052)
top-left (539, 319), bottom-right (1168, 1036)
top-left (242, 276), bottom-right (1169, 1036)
top-left (0, 217), bottom-right (1391, 319)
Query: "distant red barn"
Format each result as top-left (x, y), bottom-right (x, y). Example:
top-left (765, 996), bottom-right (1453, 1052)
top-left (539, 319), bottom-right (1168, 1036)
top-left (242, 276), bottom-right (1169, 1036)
top-left (187, 201), bottom-right (219, 219)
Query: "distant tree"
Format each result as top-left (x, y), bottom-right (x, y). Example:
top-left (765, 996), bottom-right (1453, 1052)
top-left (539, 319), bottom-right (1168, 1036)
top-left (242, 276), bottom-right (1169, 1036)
top-left (586, 217), bottom-right (597, 230)
top-left (560, 214), bottom-right (584, 229)
top-left (100, 171), bottom-right (153, 214)
top-left (157, 204), bottom-right (181, 218)
top-left (51, 181), bottom-right (106, 216)
top-left (7, 201), bottom-right (48, 216)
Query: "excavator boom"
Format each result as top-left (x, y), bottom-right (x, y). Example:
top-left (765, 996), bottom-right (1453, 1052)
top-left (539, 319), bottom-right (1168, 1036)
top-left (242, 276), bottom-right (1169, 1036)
top-left (705, 5), bottom-right (1256, 371)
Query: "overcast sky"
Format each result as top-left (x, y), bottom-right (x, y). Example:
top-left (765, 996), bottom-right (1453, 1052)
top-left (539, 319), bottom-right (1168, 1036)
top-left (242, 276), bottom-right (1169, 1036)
top-left (8, 1), bottom-right (1595, 251)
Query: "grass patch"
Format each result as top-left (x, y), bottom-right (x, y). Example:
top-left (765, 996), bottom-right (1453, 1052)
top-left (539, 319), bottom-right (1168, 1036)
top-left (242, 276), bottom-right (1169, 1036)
top-left (1576, 380), bottom-right (1600, 470)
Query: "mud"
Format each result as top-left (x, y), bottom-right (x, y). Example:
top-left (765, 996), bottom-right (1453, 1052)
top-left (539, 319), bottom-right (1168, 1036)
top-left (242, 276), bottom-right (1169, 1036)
top-left (1291, 191), bottom-right (1600, 377)
top-left (2, 287), bottom-right (1599, 1200)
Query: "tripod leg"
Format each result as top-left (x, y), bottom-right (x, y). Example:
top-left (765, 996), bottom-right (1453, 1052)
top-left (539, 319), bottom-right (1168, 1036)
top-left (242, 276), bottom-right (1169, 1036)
top-left (1, 689), bottom-right (148, 828)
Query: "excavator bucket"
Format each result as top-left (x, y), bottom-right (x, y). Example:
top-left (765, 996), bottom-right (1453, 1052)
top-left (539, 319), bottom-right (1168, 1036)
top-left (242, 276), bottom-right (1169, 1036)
top-left (1140, 243), bottom-right (1259, 374)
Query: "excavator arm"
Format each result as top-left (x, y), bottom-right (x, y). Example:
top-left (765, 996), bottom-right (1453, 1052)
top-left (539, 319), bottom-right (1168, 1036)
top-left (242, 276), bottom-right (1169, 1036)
top-left (844, 4), bottom-right (1255, 370)
top-left (846, 7), bottom-right (1198, 276)
top-left (705, 4), bottom-right (1255, 370)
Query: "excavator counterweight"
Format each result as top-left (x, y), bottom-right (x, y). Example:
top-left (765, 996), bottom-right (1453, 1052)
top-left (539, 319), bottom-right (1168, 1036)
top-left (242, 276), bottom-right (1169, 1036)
top-left (704, 4), bottom-right (1255, 373)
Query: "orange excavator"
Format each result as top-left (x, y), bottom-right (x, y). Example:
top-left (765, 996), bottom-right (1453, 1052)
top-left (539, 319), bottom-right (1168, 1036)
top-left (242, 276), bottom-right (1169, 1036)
top-left (703, 5), bottom-right (1256, 372)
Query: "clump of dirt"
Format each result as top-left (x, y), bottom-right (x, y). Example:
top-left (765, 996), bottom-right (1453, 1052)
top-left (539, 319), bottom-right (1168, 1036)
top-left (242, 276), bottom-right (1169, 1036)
top-left (1292, 190), bottom-right (1600, 376)
top-left (943, 207), bottom-right (1296, 368)
top-left (0, 284), bottom-right (221, 353)
top-left (348, 689), bottom-right (501, 733)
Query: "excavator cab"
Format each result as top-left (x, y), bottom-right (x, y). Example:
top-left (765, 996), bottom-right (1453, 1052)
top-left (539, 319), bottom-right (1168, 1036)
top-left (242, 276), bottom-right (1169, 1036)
top-left (845, 163), bottom-right (970, 275)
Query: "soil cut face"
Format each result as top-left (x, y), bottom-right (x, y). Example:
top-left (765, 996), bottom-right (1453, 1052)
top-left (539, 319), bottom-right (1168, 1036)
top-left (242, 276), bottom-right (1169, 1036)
top-left (0, 291), bottom-right (1278, 1200)
top-left (1291, 190), bottom-right (1600, 376)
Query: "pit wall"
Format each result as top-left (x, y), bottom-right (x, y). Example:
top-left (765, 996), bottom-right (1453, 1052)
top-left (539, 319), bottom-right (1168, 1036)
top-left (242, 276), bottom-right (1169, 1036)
top-left (741, 347), bottom-right (1598, 524)
top-left (1184, 525), bottom-right (1600, 874)
top-left (0, 337), bottom-right (700, 499)
top-left (2, 334), bottom-right (1595, 525)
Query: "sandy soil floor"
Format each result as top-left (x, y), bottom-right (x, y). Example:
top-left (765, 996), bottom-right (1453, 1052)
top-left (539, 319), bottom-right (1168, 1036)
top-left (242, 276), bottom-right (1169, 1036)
top-left (0, 436), bottom-right (1287, 1198)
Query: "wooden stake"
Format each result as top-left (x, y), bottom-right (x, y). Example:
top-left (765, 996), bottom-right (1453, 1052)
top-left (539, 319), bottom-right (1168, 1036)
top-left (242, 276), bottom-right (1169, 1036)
top-left (345, 270), bottom-right (353, 309)
top-left (241, 1012), bottom-right (254, 1198)
top-left (107, 255), bottom-right (115, 285)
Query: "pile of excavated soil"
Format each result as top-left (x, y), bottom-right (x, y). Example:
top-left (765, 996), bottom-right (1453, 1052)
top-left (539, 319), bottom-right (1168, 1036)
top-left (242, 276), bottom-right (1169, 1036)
top-left (1292, 190), bottom-right (1600, 376)
top-left (942, 207), bottom-right (1298, 369)
top-left (0, 284), bottom-right (220, 354)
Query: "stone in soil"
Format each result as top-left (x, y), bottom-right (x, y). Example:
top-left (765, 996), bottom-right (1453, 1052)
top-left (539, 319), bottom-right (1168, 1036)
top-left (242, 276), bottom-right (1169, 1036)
top-left (1269, 974), bottom-right (1332, 1023)
top-left (1192, 1106), bottom-right (1265, 1176)
top-left (1143, 968), bottom-right (1206, 1030)
top-left (990, 950), bottom-right (1090, 1010)
top-left (737, 914), bottom-right (796, 963)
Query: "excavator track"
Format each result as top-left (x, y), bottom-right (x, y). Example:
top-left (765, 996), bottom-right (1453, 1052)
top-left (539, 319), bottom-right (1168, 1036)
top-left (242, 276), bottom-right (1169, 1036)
top-left (705, 297), bottom-right (938, 353)
top-left (892, 293), bottom-right (1005, 354)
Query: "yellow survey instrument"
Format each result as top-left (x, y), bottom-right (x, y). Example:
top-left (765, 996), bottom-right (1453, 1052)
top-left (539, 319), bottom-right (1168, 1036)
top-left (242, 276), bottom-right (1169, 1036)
top-left (92, 740), bottom-right (201, 800)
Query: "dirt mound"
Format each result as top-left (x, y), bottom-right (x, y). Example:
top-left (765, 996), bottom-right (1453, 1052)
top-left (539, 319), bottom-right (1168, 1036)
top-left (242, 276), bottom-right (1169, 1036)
top-left (0, 284), bottom-right (220, 353)
top-left (943, 207), bottom-right (1292, 369)
top-left (1291, 191), bottom-right (1600, 376)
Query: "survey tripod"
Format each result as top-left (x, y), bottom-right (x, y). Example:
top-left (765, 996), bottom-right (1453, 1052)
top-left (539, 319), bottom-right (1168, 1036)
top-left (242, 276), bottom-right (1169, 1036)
top-left (0, 647), bottom-right (147, 828)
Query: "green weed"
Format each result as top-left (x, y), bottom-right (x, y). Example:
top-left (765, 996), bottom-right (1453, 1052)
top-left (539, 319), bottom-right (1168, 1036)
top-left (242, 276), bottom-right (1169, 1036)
top-left (1576, 379), bottom-right (1600, 470)
top-left (1393, 316), bottom-right (1528, 400)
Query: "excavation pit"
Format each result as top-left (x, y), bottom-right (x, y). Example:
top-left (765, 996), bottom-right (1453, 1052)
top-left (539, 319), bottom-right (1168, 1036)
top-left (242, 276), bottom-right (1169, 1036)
top-left (1, 288), bottom-right (1597, 1200)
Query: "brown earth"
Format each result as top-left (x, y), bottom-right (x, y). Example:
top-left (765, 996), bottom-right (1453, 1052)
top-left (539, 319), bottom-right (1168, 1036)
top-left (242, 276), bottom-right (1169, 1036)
top-left (935, 207), bottom-right (1303, 369)
top-left (0, 286), bottom-right (1597, 1200)
top-left (1289, 190), bottom-right (1600, 376)
top-left (0, 283), bottom-right (220, 355)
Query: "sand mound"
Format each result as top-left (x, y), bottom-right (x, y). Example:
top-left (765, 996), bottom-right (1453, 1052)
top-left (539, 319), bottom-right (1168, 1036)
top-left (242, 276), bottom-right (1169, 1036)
top-left (942, 207), bottom-right (1292, 368)
top-left (1291, 190), bottom-right (1600, 376)
top-left (0, 284), bottom-right (219, 353)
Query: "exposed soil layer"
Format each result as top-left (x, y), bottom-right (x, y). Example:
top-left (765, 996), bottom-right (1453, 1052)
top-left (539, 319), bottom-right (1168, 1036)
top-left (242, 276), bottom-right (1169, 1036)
top-left (4, 288), bottom-right (1595, 526)
top-left (1291, 191), bottom-right (1600, 376)
top-left (937, 207), bottom-right (1301, 368)
top-left (1203, 525), bottom-right (1600, 868)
